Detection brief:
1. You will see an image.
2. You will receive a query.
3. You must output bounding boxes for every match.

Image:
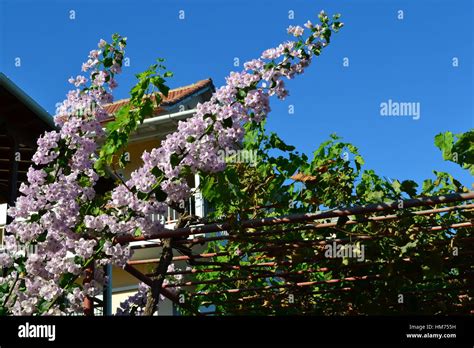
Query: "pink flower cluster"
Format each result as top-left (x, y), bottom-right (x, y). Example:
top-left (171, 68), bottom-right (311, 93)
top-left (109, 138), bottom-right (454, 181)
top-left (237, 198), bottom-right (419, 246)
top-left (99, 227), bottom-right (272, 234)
top-left (0, 37), bottom-right (128, 315)
top-left (115, 282), bottom-right (149, 316)
top-left (121, 16), bottom-right (333, 209)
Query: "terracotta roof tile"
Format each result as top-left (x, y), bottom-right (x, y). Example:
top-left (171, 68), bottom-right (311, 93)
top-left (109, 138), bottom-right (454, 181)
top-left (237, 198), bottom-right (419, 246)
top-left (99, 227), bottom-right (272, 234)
top-left (102, 78), bottom-right (213, 121)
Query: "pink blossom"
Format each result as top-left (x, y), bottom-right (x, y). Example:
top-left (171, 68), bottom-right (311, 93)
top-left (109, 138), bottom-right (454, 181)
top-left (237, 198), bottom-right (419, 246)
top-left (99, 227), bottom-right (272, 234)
top-left (68, 75), bottom-right (88, 87)
top-left (287, 25), bottom-right (305, 37)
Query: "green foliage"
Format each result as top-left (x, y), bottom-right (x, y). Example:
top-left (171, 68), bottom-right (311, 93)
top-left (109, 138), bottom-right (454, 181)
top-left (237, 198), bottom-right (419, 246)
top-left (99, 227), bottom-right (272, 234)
top-left (187, 124), bottom-right (473, 316)
top-left (435, 130), bottom-right (474, 175)
top-left (95, 60), bottom-right (173, 175)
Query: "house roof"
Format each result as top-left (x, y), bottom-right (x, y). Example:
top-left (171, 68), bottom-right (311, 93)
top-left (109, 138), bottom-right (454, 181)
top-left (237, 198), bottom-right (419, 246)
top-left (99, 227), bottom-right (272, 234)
top-left (102, 78), bottom-right (214, 119)
top-left (0, 73), bottom-right (55, 129)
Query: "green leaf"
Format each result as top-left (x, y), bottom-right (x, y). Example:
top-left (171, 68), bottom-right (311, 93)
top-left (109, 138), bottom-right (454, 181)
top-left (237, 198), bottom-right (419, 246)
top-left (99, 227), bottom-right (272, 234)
top-left (400, 180), bottom-right (418, 197)
top-left (354, 155), bottom-right (364, 171)
top-left (34, 229), bottom-right (48, 242)
top-left (157, 84), bottom-right (170, 97)
top-left (38, 300), bottom-right (51, 313)
top-left (400, 240), bottom-right (418, 256)
top-left (391, 179), bottom-right (401, 194)
top-left (434, 131), bottom-right (454, 161)
top-left (137, 191), bottom-right (147, 200)
top-left (141, 98), bottom-right (154, 119)
top-left (170, 153), bottom-right (181, 168)
top-left (59, 273), bottom-right (76, 288)
top-left (269, 133), bottom-right (295, 152)
top-left (78, 175), bottom-right (91, 188)
top-left (0, 282), bottom-right (9, 293)
top-left (153, 186), bottom-right (168, 202)
top-left (204, 124), bottom-right (214, 135)
top-left (201, 176), bottom-right (216, 198)
top-left (30, 213), bottom-right (41, 222)
top-left (154, 94), bottom-right (163, 108)
top-left (222, 117), bottom-right (233, 128)
top-left (225, 168), bottom-right (240, 186)
top-left (264, 61), bottom-right (276, 70)
top-left (203, 113), bottom-right (216, 121)
top-left (237, 89), bottom-right (247, 101)
top-left (422, 179), bottom-right (434, 193)
top-left (151, 75), bottom-right (164, 86)
top-left (151, 167), bottom-right (164, 178)
top-left (103, 57), bottom-right (113, 68)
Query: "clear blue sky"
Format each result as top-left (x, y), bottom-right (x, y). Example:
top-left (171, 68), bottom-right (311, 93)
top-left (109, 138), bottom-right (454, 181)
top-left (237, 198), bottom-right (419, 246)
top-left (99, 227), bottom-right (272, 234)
top-left (1, 0), bottom-right (472, 187)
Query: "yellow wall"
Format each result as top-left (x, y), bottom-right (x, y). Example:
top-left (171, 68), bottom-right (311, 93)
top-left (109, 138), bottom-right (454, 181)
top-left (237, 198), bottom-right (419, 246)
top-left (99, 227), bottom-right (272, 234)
top-left (122, 138), bottom-right (162, 177)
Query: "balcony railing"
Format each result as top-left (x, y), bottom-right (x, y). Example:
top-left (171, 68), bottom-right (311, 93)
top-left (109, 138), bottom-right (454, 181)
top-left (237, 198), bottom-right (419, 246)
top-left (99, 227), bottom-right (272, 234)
top-left (152, 195), bottom-right (196, 226)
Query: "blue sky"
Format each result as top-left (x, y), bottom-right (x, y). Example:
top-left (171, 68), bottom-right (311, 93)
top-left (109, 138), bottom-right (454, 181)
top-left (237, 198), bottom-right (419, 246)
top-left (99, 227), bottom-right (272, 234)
top-left (1, 0), bottom-right (472, 187)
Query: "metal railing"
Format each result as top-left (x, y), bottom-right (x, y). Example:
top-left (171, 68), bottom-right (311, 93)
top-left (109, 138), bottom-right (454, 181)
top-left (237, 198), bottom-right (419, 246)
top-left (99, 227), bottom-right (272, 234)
top-left (152, 196), bottom-right (196, 226)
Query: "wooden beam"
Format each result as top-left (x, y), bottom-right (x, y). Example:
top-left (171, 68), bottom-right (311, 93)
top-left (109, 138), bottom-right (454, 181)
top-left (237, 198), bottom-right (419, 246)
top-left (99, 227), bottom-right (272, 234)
top-left (0, 148), bottom-right (34, 159)
top-left (0, 169), bottom-right (28, 174)
top-left (0, 161), bottom-right (30, 171)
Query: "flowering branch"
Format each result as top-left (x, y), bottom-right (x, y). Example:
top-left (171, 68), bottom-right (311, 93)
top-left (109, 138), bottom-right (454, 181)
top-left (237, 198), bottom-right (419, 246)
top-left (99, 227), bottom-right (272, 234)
top-left (0, 11), bottom-right (343, 315)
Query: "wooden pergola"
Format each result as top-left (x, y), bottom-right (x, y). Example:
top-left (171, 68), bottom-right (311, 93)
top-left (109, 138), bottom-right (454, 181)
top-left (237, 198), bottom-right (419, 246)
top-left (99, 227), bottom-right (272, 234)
top-left (104, 191), bottom-right (474, 316)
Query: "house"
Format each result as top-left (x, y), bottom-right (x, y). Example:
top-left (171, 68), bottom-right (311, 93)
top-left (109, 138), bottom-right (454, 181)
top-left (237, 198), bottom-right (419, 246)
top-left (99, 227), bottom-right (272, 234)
top-left (0, 73), bottom-right (55, 245)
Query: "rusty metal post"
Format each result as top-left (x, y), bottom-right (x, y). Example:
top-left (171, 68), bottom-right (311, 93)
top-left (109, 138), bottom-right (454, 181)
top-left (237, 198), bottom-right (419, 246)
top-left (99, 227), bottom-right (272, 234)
top-left (83, 263), bottom-right (94, 316)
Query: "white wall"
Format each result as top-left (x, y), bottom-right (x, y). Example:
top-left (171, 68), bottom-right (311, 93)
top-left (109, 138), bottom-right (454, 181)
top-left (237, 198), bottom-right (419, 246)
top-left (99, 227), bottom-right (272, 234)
top-left (0, 203), bottom-right (7, 225)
